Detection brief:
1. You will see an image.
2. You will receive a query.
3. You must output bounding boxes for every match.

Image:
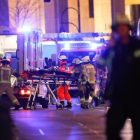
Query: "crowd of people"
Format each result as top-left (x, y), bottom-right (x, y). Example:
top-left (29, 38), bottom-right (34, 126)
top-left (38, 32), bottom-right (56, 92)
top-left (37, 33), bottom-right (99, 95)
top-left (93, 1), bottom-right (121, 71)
top-left (55, 53), bottom-right (107, 109)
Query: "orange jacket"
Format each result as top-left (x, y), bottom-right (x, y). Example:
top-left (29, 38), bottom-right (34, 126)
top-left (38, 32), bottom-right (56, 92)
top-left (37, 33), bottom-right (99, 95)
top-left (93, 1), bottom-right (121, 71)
top-left (58, 61), bottom-right (71, 73)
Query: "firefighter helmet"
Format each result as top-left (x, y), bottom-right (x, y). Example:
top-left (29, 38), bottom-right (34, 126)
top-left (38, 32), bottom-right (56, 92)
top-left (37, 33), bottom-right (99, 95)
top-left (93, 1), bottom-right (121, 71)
top-left (111, 14), bottom-right (132, 30)
top-left (82, 56), bottom-right (90, 62)
top-left (0, 51), bottom-right (5, 58)
top-left (59, 55), bottom-right (67, 60)
top-left (72, 58), bottom-right (81, 64)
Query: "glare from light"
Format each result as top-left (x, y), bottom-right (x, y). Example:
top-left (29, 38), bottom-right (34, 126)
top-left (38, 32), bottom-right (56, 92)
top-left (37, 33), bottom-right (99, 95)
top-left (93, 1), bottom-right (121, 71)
top-left (27, 90), bottom-right (31, 95)
top-left (17, 28), bottom-right (22, 33)
top-left (43, 41), bottom-right (56, 45)
top-left (91, 43), bottom-right (102, 49)
top-left (22, 26), bottom-right (31, 32)
top-left (20, 90), bottom-right (25, 95)
top-left (57, 41), bottom-right (91, 44)
top-left (17, 26), bottom-right (31, 33)
top-left (64, 44), bottom-right (70, 50)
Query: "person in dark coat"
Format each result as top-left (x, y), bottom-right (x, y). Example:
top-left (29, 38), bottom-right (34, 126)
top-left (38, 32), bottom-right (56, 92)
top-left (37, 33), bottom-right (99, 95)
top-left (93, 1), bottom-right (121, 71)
top-left (99, 14), bottom-right (140, 140)
top-left (0, 99), bottom-right (15, 140)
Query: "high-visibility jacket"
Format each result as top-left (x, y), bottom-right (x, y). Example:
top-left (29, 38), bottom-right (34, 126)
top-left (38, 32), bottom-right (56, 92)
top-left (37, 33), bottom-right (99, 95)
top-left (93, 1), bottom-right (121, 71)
top-left (72, 65), bottom-right (88, 85)
top-left (0, 66), bottom-right (19, 84)
top-left (83, 63), bottom-right (96, 84)
top-left (58, 61), bottom-right (70, 73)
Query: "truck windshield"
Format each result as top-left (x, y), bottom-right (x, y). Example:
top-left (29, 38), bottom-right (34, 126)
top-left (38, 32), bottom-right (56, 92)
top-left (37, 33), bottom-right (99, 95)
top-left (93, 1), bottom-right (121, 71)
top-left (60, 51), bottom-right (96, 65)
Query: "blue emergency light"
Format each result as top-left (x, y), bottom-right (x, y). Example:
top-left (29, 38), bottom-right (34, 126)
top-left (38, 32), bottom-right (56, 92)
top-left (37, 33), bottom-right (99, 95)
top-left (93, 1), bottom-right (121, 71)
top-left (17, 26), bottom-right (31, 33)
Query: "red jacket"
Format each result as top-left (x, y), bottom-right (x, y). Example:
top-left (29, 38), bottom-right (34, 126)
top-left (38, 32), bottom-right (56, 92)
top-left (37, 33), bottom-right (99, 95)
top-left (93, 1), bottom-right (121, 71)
top-left (58, 61), bottom-right (71, 73)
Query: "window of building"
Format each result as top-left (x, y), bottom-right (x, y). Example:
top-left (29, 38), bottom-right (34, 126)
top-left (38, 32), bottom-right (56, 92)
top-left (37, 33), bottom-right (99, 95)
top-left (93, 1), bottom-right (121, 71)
top-left (89, 0), bottom-right (94, 18)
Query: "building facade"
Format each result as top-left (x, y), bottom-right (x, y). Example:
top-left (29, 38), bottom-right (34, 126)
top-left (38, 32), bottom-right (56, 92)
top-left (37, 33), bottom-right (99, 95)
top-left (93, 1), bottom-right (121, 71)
top-left (0, 0), bottom-right (140, 34)
top-left (0, 0), bottom-right (9, 27)
top-left (0, 0), bottom-right (46, 33)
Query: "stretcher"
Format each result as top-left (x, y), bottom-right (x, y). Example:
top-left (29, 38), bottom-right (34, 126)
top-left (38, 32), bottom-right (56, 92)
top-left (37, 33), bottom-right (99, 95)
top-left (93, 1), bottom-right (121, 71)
top-left (27, 70), bottom-right (74, 109)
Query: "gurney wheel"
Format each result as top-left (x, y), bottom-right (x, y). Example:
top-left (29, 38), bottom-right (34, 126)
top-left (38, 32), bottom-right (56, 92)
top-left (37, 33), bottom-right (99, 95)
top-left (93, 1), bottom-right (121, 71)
top-left (60, 104), bottom-right (63, 109)
top-left (30, 105), bottom-right (36, 110)
top-left (56, 104), bottom-right (59, 109)
top-left (56, 104), bottom-right (63, 109)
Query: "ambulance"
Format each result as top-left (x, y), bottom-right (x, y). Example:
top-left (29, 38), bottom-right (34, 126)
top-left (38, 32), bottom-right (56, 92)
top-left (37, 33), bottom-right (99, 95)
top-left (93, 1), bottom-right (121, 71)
top-left (43, 32), bottom-right (109, 66)
top-left (0, 26), bottom-right (43, 72)
top-left (59, 41), bottom-right (105, 66)
top-left (0, 26), bottom-right (48, 109)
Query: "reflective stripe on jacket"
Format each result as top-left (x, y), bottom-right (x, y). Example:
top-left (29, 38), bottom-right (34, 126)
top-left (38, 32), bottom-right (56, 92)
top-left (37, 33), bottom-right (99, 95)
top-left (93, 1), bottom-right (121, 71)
top-left (0, 66), bottom-right (11, 83)
top-left (72, 65), bottom-right (88, 85)
top-left (84, 64), bottom-right (96, 84)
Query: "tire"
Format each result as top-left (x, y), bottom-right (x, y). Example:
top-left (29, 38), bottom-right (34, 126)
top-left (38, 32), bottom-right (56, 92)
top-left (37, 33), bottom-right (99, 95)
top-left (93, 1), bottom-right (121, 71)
top-left (30, 105), bottom-right (36, 110)
top-left (60, 104), bottom-right (63, 109)
top-left (41, 99), bottom-right (48, 109)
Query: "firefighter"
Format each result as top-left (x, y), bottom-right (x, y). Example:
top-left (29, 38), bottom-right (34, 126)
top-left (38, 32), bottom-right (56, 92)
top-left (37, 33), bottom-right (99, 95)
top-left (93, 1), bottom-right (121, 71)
top-left (57, 55), bottom-right (72, 108)
top-left (82, 56), bottom-right (99, 107)
top-left (72, 58), bottom-right (89, 109)
top-left (0, 59), bottom-right (21, 110)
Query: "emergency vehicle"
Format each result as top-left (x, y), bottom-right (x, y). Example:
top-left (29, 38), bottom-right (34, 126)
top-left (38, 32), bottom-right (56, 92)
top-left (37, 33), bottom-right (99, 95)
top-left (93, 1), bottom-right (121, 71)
top-left (0, 26), bottom-right (43, 71)
top-left (59, 41), bottom-right (106, 66)
top-left (0, 26), bottom-right (48, 109)
top-left (43, 32), bottom-right (109, 65)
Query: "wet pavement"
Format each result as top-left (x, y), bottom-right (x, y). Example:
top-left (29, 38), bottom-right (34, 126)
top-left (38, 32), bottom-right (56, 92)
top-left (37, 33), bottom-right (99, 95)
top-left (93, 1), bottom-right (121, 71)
top-left (11, 98), bottom-right (132, 140)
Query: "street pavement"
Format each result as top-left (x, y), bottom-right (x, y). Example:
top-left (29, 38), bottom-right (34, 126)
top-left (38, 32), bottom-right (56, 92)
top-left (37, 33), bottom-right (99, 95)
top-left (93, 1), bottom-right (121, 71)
top-left (12, 98), bottom-right (133, 140)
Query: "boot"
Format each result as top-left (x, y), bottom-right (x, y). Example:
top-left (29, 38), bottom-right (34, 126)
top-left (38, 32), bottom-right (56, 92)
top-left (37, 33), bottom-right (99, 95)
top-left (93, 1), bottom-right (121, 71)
top-left (85, 104), bottom-right (89, 109)
top-left (81, 104), bottom-right (86, 109)
top-left (60, 101), bottom-right (65, 107)
top-left (93, 97), bottom-right (99, 107)
top-left (64, 102), bottom-right (72, 108)
top-left (14, 105), bottom-right (21, 110)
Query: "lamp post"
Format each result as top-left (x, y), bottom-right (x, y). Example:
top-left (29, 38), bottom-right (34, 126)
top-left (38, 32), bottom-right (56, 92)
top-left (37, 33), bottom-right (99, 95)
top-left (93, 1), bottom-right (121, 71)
top-left (60, 0), bottom-right (81, 33)
top-left (77, 0), bottom-right (81, 33)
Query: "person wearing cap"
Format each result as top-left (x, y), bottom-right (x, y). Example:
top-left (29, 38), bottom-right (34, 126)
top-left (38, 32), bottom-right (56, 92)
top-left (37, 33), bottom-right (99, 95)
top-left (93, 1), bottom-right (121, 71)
top-left (57, 55), bottom-right (72, 108)
top-left (82, 56), bottom-right (98, 107)
top-left (72, 58), bottom-right (89, 109)
top-left (98, 14), bottom-right (140, 140)
top-left (0, 59), bottom-right (21, 110)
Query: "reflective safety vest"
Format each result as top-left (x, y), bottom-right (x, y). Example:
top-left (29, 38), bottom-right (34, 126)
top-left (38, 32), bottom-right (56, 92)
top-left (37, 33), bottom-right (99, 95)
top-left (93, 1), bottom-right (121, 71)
top-left (0, 66), bottom-right (12, 83)
top-left (84, 64), bottom-right (96, 84)
top-left (72, 65), bottom-right (88, 85)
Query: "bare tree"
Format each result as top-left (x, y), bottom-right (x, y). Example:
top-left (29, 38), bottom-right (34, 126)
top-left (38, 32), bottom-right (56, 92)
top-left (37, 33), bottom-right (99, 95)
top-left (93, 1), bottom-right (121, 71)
top-left (0, 0), bottom-right (40, 28)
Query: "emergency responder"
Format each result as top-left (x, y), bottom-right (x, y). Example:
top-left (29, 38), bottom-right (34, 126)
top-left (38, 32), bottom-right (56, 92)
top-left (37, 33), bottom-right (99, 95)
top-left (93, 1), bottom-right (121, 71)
top-left (98, 14), bottom-right (140, 140)
top-left (0, 59), bottom-right (21, 110)
top-left (82, 56), bottom-right (99, 107)
top-left (57, 55), bottom-right (72, 108)
top-left (72, 58), bottom-right (89, 109)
